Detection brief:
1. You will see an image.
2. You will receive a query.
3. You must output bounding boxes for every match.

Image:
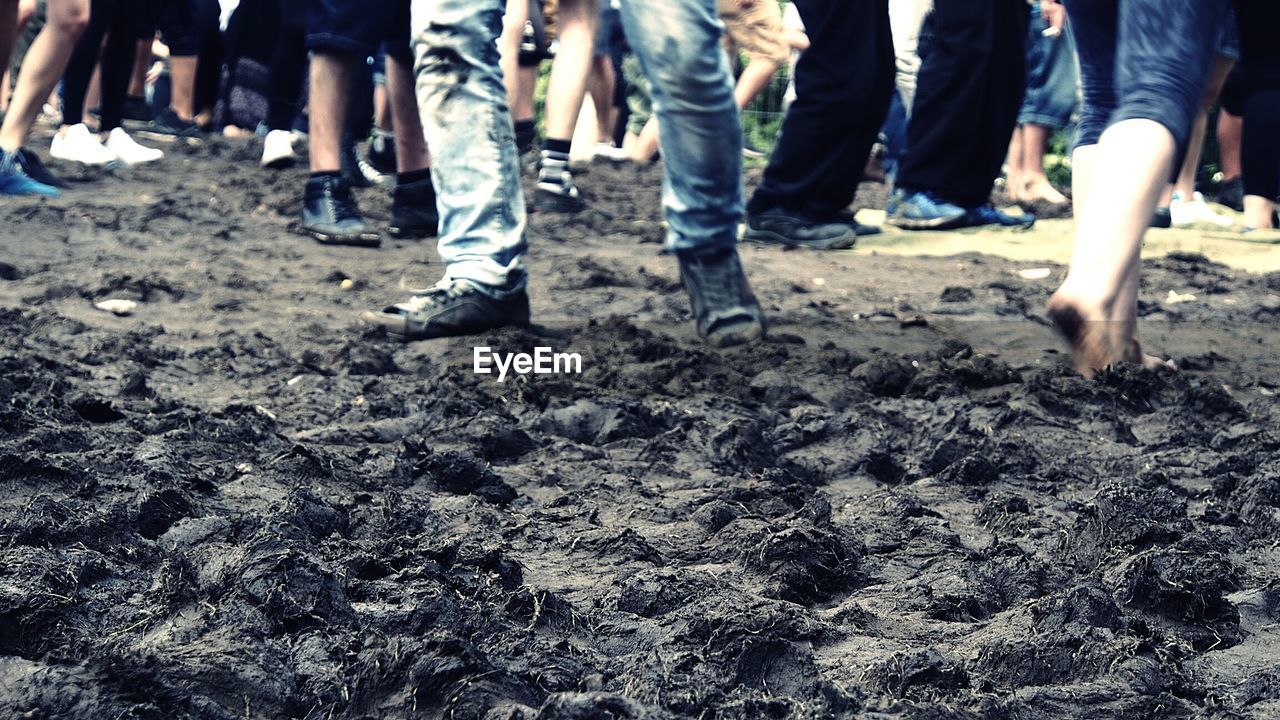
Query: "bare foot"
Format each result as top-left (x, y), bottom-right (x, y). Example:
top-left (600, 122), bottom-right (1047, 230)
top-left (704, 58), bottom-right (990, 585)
top-left (1046, 294), bottom-right (1110, 378)
top-left (1116, 337), bottom-right (1178, 373)
top-left (1021, 178), bottom-right (1068, 205)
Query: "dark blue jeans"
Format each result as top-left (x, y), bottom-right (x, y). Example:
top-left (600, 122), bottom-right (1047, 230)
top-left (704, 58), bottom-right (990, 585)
top-left (1065, 0), bottom-right (1224, 162)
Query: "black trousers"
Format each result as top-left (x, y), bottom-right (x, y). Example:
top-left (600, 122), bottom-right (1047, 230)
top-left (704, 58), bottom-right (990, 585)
top-left (746, 0), bottom-right (894, 220)
top-left (1234, 0), bottom-right (1280, 200)
top-left (62, 0), bottom-right (144, 131)
top-left (895, 0), bottom-right (1028, 207)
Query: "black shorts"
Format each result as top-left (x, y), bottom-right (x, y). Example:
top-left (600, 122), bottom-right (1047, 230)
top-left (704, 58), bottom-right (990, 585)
top-left (306, 0), bottom-right (410, 59)
top-left (142, 0), bottom-right (203, 56)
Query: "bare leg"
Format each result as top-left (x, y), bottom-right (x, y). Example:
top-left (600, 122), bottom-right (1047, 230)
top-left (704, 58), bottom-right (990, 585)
top-left (1243, 195), bottom-right (1276, 230)
top-left (733, 58), bottom-right (777, 110)
top-left (307, 51), bottom-right (352, 174)
top-left (588, 53), bottom-right (616, 143)
top-left (1048, 119), bottom-right (1176, 376)
top-left (168, 55), bottom-right (197, 120)
top-left (543, 0), bottom-right (595, 143)
top-left (1173, 56), bottom-right (1234, 198)
top-left (627, 115), bottom-right (660, 163)
top-left (1020, 123), bottom-right (1068, 204)
top-left (127, 39), bottom-right (149, 98)
top-left (1217, 109), bottom-right (1242, 181)
top-left (384, 53), bottom-right (429, 174)
top-left (0, 0), bottom-right (90, 152)
top-left (498, 0), bottom-right (529, 118)
top-left (1006, 125), bottom-right (1024, 200)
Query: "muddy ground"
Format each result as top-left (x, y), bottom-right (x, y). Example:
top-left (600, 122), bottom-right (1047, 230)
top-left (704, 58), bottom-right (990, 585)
top-left (2, 133), bottom-right (1280, 719)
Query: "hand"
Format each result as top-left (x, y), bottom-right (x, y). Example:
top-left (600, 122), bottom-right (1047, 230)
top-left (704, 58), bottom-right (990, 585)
top-left (1041, 1), bottom-right (1066, 31)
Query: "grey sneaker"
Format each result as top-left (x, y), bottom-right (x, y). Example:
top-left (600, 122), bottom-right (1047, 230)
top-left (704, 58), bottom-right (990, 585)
top-left (361, 277), bottom-right (531, 341)
top-left (677, 248), bottom-right (765, 348)
top-left (744, 208), bottom-right (859, 250)
top-left (300, 174), bottom-right (381, 247)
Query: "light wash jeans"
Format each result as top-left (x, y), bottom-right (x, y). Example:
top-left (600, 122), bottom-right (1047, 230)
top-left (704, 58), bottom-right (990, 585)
top-left (410, 0), bottom-right (527, 290)
top-left (618, 0), bottom-right (743, 254)
top-left (409, 0), bottom-right (742, 286)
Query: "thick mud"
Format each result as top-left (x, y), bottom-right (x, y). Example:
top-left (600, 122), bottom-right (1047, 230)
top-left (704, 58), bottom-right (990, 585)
top-left (2, 134), bottom-right (1280, 719)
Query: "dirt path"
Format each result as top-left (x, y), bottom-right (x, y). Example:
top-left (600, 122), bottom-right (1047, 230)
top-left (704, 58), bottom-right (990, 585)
top-left (2, 134), bottom-right (1279, 718)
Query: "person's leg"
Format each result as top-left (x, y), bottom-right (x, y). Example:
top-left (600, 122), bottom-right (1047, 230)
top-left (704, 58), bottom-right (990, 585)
top-left (535, 0), bottom-right (595, 212)
top-left (385, 42), bottom-right (439, 239)
top-left (98, 0), bottom-right (161, 162)
top-left (588, 53), bottom-right (615, 142)
top-left (0, 0), bottom-right (90, 152)
top-left (745, 0), bottom-right (894, 244)
top-left (58, 0), bottom-right (110, 131)
top-left (261, 0), bottom-right (305, 167)
top-left (1015, 2), bottom-right (1075, 204)
top-left (618, 0), bottom-right (764, 346)
top-left (718, 0), bottom-right (786, 110)
top-left (0, 0), bottom-right (18, 109)
top-left (307, 53), bottom-right (351, 174)
top-left (1051, 0), bottom-right (1221, 375)
top-left (1240, 88), bottom-right (1280, 229)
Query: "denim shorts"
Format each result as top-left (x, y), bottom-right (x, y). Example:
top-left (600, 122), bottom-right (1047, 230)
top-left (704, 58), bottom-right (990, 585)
top-left (306, 0), bottom-right (410, 57)
top-left (1215, 4), bottom-right (1239, 62)
top-left (595, 5), bottom-right (626, 61)
top-left (1019, 1), bottom-right (1078, 129)
top-left (1065, 0), bottom-right (1224, 157)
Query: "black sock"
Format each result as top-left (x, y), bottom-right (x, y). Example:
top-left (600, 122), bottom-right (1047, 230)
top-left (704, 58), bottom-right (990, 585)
top-left (543, 137), bottom-right (571, 155)
top-left (397, 168), bottom-right (431, 185)
top-left (515, 119), bottom-right (536, 152)
top-left (311, 170), bottom-right (341, 181)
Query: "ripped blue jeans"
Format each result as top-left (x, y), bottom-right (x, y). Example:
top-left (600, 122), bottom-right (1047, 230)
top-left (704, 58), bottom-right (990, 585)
top-left (409, 0), bottom-right (743, 285)
top-left (410, 0), bottom-right (526, 289)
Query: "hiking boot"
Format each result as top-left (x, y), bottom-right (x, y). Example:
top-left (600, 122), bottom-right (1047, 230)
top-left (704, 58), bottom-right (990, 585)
top-left (744, 207), bottom-right (858, 250)
top-left (885, 190), bottom-right (967, 230)
top-left (367, 129), bottom-right (397, 175)
top-left (144, 107), bottom-right (201, 140)
top-left (0, 150), bottom-right (60, 197)
top-left (361, 276), bottom-right (531, 340)
top-left (299, 174), bottom-right (381, 247)
top-left (14, 148), bottom-right (67, 189)
top-left (961, 203), bottom-right (1035, 229)
top-left (677, 247), bottom-right (765, 348)
top-left (389, 175), bottom-right (440, 239)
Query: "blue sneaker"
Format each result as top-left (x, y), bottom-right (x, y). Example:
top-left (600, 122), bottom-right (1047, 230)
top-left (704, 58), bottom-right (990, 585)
top-left (0, 150), bottom-right (59, 197)
top-left (963, 203), bottom-right (1035, 229)
top-left (885, 190), bottom-right (967, 230)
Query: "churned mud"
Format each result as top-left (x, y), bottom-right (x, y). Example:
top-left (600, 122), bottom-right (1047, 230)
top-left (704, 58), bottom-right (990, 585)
top-left (2, 133), bottom-right (1280, 719)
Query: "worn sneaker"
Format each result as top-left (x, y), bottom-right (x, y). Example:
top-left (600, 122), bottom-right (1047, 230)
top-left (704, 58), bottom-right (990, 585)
top-left (340, 143), bottom-right (383, 188)
top-left (961, 203), bottom-right (1035, 229)
top-left (1170, 191), bottom-right (1234, 228)
top-left (122, 96), bottom-right (155, 123)
top-left (144, 107), bottom-right (201, 139)
top-left (360, 277), bottom-right (531, 340)
top-left (389, 175), bottom-right (440, 239)
top-left (535, 148), bottom-right (586, 213)
top-left (367, 129), bottom-right (397, 175)
top-left (50, 123), bottom-right (117, 166)
top-left (105, 128), bottom-right (163, 165)
top-left (1214, 176), bottom-right (1244, 212)
top-left (0, 150), bottom-right (60, 197)
top-left (885, 190), bottom-right (967, 230)
top-left (261, 129), bottom-right (297, 169)
top-left (299, 174), bottom-right (381, 247)
top-left (677, 247), bottom-right (766, 347)
top-left (742, 138), bottom-right (765, 159)
top-left (15, 148), bottom-right (67, 188)
top-left (744, 207), bottom-right (859, 250)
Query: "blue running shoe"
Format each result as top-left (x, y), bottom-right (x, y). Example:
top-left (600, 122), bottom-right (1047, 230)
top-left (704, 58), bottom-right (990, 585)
top-left (0, 150), bottom-right (59, 197)
top-left (963, 203), bottom-right (1035, 228)
top-left (885, 190), bottom-right (967, 230)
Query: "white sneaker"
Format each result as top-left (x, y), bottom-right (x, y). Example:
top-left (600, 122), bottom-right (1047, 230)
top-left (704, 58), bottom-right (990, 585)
top-left (261, 129), bottom-right (296, 169)
top-left (589, 142), bottom-right (626, 162)
top-left (1170, 191), bottom-right (1235, 228)
top-left (50, 123), bottom-right (117, 166)
top-left (105, 128), bottom-right (163, 165)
